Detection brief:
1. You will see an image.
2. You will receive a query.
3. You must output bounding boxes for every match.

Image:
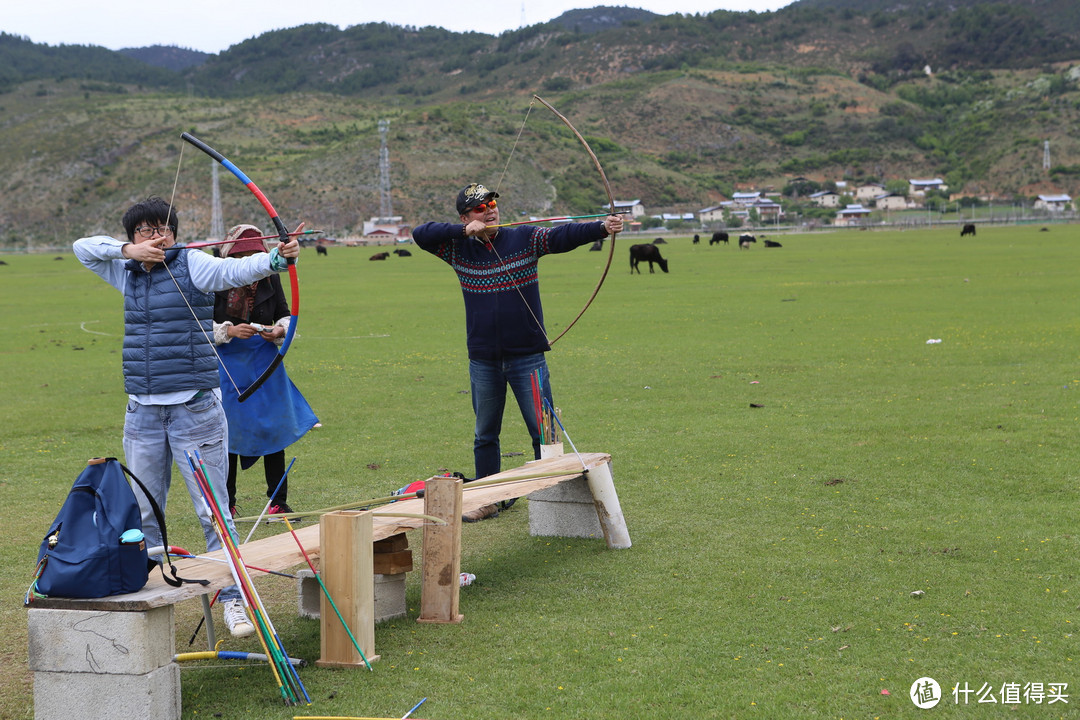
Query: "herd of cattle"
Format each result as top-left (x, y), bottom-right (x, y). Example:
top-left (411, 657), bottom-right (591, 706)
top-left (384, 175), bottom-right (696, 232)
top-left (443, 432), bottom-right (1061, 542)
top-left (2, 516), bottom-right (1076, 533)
top-left (323, 222), bottom-right (990, 270)
top-left (628, 232), bottom-right (784, 274)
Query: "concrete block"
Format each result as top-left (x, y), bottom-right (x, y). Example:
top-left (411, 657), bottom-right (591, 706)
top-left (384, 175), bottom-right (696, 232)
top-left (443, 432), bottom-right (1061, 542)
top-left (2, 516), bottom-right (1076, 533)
top-left (527, 476), bottom-right (603, 539)
top-left (34, 662), bottom-right (180, 720)
top-left (298, 569), bottom-right (407, 623)
top-left (28, 606), bottom-right (175, 675)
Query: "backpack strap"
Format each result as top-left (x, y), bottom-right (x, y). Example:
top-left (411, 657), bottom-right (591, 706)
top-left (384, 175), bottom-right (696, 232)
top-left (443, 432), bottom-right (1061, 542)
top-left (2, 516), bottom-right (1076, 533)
top-left (114, 459), bottom-right (210, 589)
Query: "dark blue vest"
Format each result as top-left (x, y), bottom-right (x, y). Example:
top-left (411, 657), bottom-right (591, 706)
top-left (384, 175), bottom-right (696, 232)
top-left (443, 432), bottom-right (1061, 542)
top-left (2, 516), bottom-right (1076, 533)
top-left (122, 249), bottom-right (218, 395)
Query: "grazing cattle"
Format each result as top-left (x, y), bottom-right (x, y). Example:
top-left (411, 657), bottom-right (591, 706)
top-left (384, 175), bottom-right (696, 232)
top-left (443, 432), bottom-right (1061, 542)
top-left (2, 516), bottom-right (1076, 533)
top-left (53, 256), bottom-right (64, 261)
top-left (370, 252), bottom-right (390, 261)
top-left (960, 223), bottom-right (976, 237)
top-left (393, 248), bottom-right (412, 257)
top-left (693, 234), bottom-right (700, 244)
top-left (710, 232), bottom-right (729, 245)
top-left (0, 259), bottom-right (8, 265)
top-left (629, 243), bottom-right (669, 274)
top-left (653, 237), bottom-right (667, 244)
top-left (739, 234), bottom-right (756, 249)
top-left (763, 239), bottom-right (782, 248)
top-left (316, 245), bottom-right (328, 256)
top-left (1040, 227), bottom-right (1050, 232)
top-left (589, 240), bottom-right (604, 251)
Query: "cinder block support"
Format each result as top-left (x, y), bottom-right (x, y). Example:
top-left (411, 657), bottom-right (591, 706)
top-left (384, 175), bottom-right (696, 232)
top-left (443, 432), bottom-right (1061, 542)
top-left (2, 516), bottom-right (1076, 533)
top-left (527, 475), bottom-right (604, 539)
top-left (528, 460), bottom-right (631, 549)
top-left (28, 606), bottom-right (179, 720)
top-left (298, 569), bottom-right (407, 623)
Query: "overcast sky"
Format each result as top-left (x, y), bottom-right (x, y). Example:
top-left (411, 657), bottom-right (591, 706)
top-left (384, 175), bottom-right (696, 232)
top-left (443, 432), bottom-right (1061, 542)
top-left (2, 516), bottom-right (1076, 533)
top-left (6, 1), bottom-right (795, 54)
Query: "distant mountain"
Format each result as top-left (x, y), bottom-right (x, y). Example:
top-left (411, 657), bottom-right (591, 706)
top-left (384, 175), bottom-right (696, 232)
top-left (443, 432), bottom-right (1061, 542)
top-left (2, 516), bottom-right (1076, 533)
top-left (1, 2), bottom-right (1079, 246)
top-left (791, 0), bottom-right (1080, 38)
top-left (0, 32), bottom-right (180, 92)
top-left (119, 45), bottom-right (209, 72)
top-left (548, 6), bottom-right (660, 33)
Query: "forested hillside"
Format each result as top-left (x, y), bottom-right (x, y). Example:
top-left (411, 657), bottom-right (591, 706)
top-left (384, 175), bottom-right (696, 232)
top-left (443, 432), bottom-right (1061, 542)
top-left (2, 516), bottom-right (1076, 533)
top-left (1, 0), bottom-right (1078, 246)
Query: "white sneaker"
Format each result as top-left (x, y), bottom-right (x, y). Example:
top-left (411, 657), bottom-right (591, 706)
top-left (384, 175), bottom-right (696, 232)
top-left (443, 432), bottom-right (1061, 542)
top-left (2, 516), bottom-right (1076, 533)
top-left (223, 599), bottom-right (254, 638)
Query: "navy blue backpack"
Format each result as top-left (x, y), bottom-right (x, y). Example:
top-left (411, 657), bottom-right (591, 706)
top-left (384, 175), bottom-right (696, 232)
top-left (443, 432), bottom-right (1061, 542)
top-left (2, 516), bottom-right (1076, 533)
top-left (31, 458), bottom-right (204, 599)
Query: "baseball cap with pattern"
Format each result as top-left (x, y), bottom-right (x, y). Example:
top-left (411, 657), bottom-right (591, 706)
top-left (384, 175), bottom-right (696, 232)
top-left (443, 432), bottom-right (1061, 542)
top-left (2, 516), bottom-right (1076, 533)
top-left (456, 183), bottom-right (500, 215)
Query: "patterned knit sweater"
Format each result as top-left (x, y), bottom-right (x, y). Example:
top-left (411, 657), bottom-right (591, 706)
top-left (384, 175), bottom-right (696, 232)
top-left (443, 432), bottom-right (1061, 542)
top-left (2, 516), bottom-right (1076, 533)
top-left (412, 221), bottom-right (608, 360)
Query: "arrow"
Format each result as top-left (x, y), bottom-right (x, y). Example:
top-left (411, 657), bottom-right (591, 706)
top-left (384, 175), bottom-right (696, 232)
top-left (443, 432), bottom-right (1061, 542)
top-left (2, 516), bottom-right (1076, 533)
top-left (180, 229), bottom-right (322, 250)
top-left (485, 211), bottom-right (629, 229)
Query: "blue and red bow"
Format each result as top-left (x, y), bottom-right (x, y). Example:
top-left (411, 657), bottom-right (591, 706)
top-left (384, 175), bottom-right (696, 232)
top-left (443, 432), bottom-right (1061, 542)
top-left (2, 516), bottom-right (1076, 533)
top-left (180, 132), bottom-right (300, 402)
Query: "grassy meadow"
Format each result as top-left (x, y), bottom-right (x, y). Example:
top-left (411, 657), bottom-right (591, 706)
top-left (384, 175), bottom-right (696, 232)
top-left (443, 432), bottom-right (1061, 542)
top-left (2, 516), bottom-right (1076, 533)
top-left (2, 224), bottom-right (1078, 719)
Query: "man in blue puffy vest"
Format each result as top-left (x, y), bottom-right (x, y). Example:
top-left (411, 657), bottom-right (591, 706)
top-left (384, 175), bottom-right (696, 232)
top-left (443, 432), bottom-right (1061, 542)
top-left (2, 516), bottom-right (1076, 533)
top-left (74, 196), bottom-right (300, 638)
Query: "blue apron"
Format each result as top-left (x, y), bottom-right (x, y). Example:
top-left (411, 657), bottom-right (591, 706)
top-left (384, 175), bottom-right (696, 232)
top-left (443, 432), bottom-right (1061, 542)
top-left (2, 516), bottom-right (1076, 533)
top-left (217, 336), bottom-right (318, 457)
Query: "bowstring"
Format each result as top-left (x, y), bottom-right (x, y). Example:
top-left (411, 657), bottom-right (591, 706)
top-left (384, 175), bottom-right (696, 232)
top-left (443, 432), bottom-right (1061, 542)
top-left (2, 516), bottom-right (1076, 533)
top-left (160, 140), bottom-right (245, 397)
top-left (486, 99), bottom-right (552, 344)
top-left (484, 239), bottom-right (549, 346)
top-left (493, 99), bottom-right (535, 196)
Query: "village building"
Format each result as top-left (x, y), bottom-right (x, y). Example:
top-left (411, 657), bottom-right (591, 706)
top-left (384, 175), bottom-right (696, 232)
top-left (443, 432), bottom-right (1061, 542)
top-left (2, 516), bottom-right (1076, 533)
top-left (908, 178), bottom-right (948, 196)
top-left (808, 190), bottom-right (841, 208)
top-left (603, 199), bottom-right (646, 218)
top-left (853, 183), bottom-right (886, 203)
top-left (1034, 194), bottom-right (1072, 212)
top-left (874, 193), bottom-right (909, 211)
top-left (835, 204), bottom-right (872, 226)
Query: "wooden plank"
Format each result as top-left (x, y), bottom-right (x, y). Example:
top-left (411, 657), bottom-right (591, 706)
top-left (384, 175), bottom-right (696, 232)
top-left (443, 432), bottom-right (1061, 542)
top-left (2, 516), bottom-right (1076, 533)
top-left (372, 550), bottom-right (413, 575)
top-left (417, 476), bottom-right (463, 624)
top-left (26, 452), bottom-right (610, 612)
top-left (317, 511), bottom-right (377, 668)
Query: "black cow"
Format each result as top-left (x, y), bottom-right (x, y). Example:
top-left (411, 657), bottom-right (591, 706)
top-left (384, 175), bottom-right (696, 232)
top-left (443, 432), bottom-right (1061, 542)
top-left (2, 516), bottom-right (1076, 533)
top-left (316, 245), bottom-right (328, 256)
top-left (393, 248), bottom-right (412, 256)
top-left (589, 240), bottom-right (604, 251)
top-left (653, 237), bottom-right (667, 244)
top-left (763, 239), bottom-right (782, 248)
top-left (629, 243), bottom-right (669, 274)
top-left (710, 232), bottom-right (729, 245)
top-left (693, 234), bottom-right (700, 244)
top-left (739, 234), bottom-right (756, 249)
top-left (960, 223), bottom-right (976, 237)
top-left (370, 252), bottom-right (390, 261)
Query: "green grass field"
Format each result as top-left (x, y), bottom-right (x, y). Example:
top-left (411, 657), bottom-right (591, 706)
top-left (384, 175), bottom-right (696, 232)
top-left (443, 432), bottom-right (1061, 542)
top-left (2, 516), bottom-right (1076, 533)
top-left (2, 225), bottom-right (1078, 719)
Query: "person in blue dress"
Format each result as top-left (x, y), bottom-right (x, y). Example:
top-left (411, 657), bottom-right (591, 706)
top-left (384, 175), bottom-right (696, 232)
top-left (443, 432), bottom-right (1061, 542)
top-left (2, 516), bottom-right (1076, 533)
top-left (212, 224), bottom-right (318, 519)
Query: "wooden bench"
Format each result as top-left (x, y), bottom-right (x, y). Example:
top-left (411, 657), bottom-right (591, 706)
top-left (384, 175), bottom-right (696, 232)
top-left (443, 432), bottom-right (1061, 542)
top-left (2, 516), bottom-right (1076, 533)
top-left (25, 452), bottom-right (627, 720)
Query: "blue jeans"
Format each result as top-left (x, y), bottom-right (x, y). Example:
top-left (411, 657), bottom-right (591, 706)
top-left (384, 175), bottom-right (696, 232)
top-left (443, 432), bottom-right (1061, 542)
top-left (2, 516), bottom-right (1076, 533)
top-left (470, 353), bottom-right (554, 479)
top-left (123, 391), bottom-right (239, 601)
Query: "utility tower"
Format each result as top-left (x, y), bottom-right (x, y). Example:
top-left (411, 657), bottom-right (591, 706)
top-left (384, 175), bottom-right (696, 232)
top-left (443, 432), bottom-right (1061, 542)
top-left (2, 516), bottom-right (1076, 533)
top-left (1043, 140), bottom-right (1051, 172)
top-left (209, 161), bottom-right (225, 240)
top-left (378, 119), bottom-right (393, 220)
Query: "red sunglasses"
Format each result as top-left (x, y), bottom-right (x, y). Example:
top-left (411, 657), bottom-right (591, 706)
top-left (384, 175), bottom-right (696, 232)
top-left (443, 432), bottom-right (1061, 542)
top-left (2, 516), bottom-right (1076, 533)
top-left (469, 200), bottom-right (497, 214)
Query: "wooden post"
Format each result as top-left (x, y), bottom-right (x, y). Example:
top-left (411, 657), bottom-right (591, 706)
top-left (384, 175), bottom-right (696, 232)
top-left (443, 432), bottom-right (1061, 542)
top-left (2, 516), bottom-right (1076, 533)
top-left (418, 475), bottom-right (464, 624)
top-left (317, 510), bottom-right (379, 667)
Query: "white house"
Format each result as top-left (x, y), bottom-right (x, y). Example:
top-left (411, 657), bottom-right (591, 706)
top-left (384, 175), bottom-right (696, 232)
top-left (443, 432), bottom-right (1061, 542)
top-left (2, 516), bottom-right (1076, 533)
top-left (699, 205), bottom-right (726, 223)
top-left (731, 191), bottom-right (762, 206)
top-left (750, 197), bottom-right (783, 220)
top-left (835, 204), bottom-right (872, 226)
top-left (809, 190), bottom-right (841, 208)
top-left (909, 178), bottom-right (947, 196)
top-left (854, 183), bottom-right (886, 202)
top-left (874, 193), bottom-right (909, 211)
top-left (1034, 194), bottom-right (1072, 212)
top-left (603, 200), bottom-right (645, 218)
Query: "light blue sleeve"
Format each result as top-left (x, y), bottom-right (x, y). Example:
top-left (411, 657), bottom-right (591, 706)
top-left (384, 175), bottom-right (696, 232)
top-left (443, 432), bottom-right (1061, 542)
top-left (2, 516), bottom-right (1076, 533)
top-left (187, 249), bottom-right (276, 293)
top-left (72, 236), bottom-right (129, 292)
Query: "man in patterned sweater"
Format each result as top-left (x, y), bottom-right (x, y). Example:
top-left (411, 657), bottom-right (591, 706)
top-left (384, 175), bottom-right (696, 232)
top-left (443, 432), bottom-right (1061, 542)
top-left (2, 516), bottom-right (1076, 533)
top-left (412, 183), bottom-right (622, 486)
